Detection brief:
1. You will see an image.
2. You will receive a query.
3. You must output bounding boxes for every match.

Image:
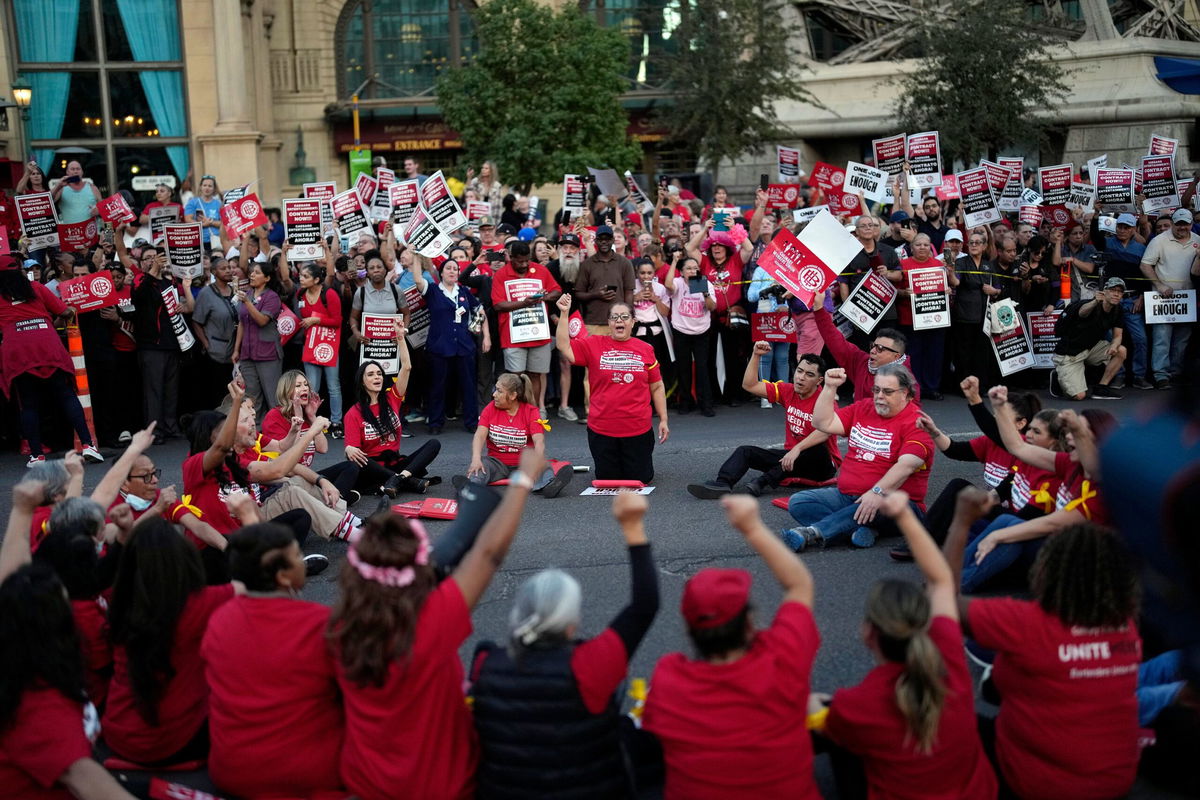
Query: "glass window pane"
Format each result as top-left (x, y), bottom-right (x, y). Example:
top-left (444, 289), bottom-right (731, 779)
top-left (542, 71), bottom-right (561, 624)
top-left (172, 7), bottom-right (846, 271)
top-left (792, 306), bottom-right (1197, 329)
top-left (107, 71), bottom-right (186, 139)
top-left (15, 0), bottom-right (97, 63)
top-left (103, 2), bottom-right (134, 62)
top-left (342, 3), bottom-right (366, 97)
top-left (41, 71), bottom-right (103, 140)
top-left (115, 146), bottom-right (181, 200)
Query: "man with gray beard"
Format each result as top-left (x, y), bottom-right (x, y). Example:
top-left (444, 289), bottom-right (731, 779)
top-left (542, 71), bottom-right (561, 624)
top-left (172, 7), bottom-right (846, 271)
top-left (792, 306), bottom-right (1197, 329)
top-left (548, 233), bottom-right (585, 421)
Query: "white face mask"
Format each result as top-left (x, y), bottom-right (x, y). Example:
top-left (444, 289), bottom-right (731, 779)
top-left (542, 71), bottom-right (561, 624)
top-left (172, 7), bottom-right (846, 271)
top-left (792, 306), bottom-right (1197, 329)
top-left (123, 492), bottom-right (153, 512)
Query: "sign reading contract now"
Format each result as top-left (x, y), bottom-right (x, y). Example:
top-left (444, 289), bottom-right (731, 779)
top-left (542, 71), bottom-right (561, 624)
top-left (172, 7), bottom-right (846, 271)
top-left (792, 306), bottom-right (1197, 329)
top-left (1143, 290), bottom-right (1196, 324)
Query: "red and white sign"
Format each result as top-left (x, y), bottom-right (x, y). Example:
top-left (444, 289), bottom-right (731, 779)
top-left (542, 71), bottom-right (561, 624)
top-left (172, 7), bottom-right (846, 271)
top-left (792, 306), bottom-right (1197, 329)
top-left (777, 145), bottom-right (801, 181)
top-left (980, 160), bottom-right (1014, 192)
top-left (354, 173), bottom-right (377, 209)
top-left (957, 167), bottom-right (1000, 228)
top-left (421, 170), bottom-right (466, 232)
top-left (766, 183), bottom-right (802, 209)
top-left (59, 269), bottom-right (119, 312)
top-left (402, 206), bottom-right (452, 258)
top-left (331, 189), bottom-right (373, 243)
top-left (302, 324), bottom-right (340, 366)
top-left (1037, 164), bottom-right (1073, 206)
top-left (755, 209), bottom-right (861, 309)
top-left (905, 131), bottom-right (942, 187)
top-left (98, 193), bottom-right (137, 225)
top-left (466, 200), bottom-right (491, 222)
top-left (1148, 133), bottom-right (1178, 157)
top-left (991, 313), bottom-right (1034, 376)
top-left (997, 157), bottom-right (1024, 211)
top-left (16, 192), bottom-right (60, 250)
top-left (562, 174), bottom-right (588, 220)
top-left (1027, 310), bottom-right (1061, 368)
top-left (752, 310), bottom-right (798, 343)
top-left (57, 219), bottom-right (99, 252)
top-left (1141, 154), bottom-right (1179, 213)
top-left (1019, 205), bottom-right (1043, 227)
top-left (824, 187), bottom-right (863, 217)
top-left (807, 162), bottom-right (844, 191)
top-left (220, 193), bottom-right (268, 240)
top-left (389, 179), bottom-right (421, 238)
top-left (909, 266), bottom-right (950, 330)
top-left (284, 198), bottom-right (324, 261)
top-left (842, 270), bottom-right (899, 334)
top-left (359, 312), bottom-right (402, 374)
top-left (568, 310), bottom-right (589, 340)
top-left (1043, 204), bottom-right (1074, 230)
top-left (164, 223), bottom-right (203, 279)
top-left (303, 181), bottom-right (337, 234)
top-left (935, 174), bottom-right (960, 201)
top-left (871, 134), bottom-right (907, 177)
top-left (1095, 168), bottom-right (1136, 209)
top-left (276, 305), bottom-right (301, 345)
top-left (370, 167), bottom-right (396, 222)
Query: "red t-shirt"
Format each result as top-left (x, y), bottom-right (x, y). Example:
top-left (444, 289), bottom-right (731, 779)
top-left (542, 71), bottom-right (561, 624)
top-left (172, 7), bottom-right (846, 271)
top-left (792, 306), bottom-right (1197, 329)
top-left (0, 689), bottom-right (98, 800)
top-left (1052, 451), bottom-right (1110, 526)
top-left (570, 335), bottom-right (662, 438)
top-left (343, 385), bottom-right (404, 459)
top-left (643, 602), bottom-right (821, 800)
top-left (478, 401), bottom-right (542, 466)
top-left (181, 451), bottom-right (257, 536)
top-left (700, 251), bottom-right (745, 315)
top-left (836, 399), bottom-right (935, 507)
top-left (1010, 459), bottom-right (1060, 514)
top-left (261, 407), bottom-right (317, 467)
top-left (203, 596), bottom-right (343, 798)
top-left (337, 579), bottom-right (478, 800)
top-left (825, 617), bottom-right (997, 800)
top-left (896, 257), bottom-right (944, 327)
top-left (490, 263), bottom-right (561, 349)
top-left (968, 435), bottom-right (1017, 490)
top-left (968, 598), bottom-right (1141, 800)
top-left (72, 597), bottom-right (112, 711)
top-left (763, 381), bottom-right (841, 466)
top-left (102, 584), bottom-right (236, 763)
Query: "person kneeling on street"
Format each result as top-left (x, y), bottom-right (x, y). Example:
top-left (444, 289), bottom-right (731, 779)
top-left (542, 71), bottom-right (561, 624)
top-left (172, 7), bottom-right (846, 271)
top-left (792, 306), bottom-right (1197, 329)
top-left (782, 363), bottom-right (934, 551)
top-left (689, 341), bottom-right (839, 498)
top-left (1052, 277), bottom-right (1127, 401)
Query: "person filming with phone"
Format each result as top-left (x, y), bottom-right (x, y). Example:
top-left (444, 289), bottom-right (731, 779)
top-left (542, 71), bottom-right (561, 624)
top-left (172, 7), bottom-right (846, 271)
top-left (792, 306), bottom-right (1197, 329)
top-left (51, 160), bottom-right (101, 225)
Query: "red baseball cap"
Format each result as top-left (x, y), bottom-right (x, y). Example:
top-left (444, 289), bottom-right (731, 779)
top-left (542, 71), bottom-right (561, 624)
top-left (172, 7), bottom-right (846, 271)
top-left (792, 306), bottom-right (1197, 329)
top-left (681, 568), bottom-right (751, 629)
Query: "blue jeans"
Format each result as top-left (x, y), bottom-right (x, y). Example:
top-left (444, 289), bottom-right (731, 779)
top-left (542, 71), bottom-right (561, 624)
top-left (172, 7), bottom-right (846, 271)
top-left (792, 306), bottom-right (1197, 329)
top-left (758, 342), bottom-right (789, 383)
top-left (303, 361), bottom-right (343, 423)
top-left (1118, 297), bottom-right (1148, 381)
top-left (1138, 650), bottom-right (1185, 726)
top-left (787, 486), bottom-right (921, 548)
top-left (960, 513), bottom-right (1045, 592)
top-left (1151, 322), bottom-right (1192, 381)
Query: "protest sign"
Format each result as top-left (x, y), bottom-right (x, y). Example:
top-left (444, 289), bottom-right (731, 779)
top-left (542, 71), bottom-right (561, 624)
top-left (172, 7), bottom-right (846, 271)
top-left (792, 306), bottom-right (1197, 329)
top-left (1026, 310), bottom-right (1061, 368)
top-left (98, 193), bottom-right (136, 225)
top-left (990, 314), bottom-right (1034, 376)
top-left (164, 223), bottom-right (203, 280)
top-left (623, 171), bottom-right (654, 213)
top-left (220, 193), bottom-right (268, 240)
top-left (843, 161), bottom-right (888, 203)
top-left (276, 305), bottom-right (301, 345)
top-left (302, 325), bottom-right (340, 367)
top-left (586, 168), bottom-right (626, 201)
top-left (359, 313), bottom-right (402, 374)
top-left (283, 198), bottom-right (324, 261)
top-left (1067, 181), bottom-right (1096, 212)
top-left (1043, 205), bottom-right (1074, 230)
top-left (303, 181), bottom-right (337, 234)
top-left (1095, 168), bottom-right (1136, 210)
top-left (466, 201), bottom-right (490, 223)
top-left (1086, 154), bottom-right (1108, 180)
top-left (1038, 164), bottom-right (1073, 206)
top-left (370, 168), bottom-right (396, 223)
top-left (905, 131), bottom-right (942, 187)
top-left (503, 278), bottom-right (552, 344)
top-left (957, 167), bottom-right (1000, 228)
top-left (997, 157), bottom-right (1024, 211)
top-left (777, 146), bottom-right (801, 181)
top-left (1140, 155), bottom-right (1179, 213)
top-left (161, 284), bottom-right (195, 352)
top-left (402, 285), bottom-right (430, 348)
top-left (1143, 290), bottom-right (1196, 324)
top-left (752, 311), bottom-right (798, 343)
top-left (980, 160), bottom-right (1013, 192)
top-left (147, 205), bottom-right (180, 243)
top-left (935, 174), bottom-right (960, 202)
top-left (1020, 187), bottom-right (1043, 207)
top-left (402, 207), bottom-right (452, 258)
top-left (792, 205), bottom-right (829, 224)
top-left (909, 266), bottom-right (950, 330)
top-left (59, 269), bottom-right (119, 312)
top-left (16, 192), bottom-right (60, 250)
top-left (331, 189), bottom-right (373, 244)
top-left (824, 187), bottom-right (863, 217)
top-left (223, 184), bottom-right (250, 204)
top-left (1019, 205), bottom-right (1043, 227)
top-left (58, 220), bottom-right (99, 252)
top-left (755, 209), bottom-right (861, 309)
top-left (1121, 162), bottom-right (1144, 194)
top-left (841, 270), bottom-right (899, 334)
top-left (563, 174), bottom-right (588, 220)
top-left (1148, 133), bottom-right (1178, 156)
top-left (766, 183), bottom-right (802, 209)
top-left (421, 170), bottom-right (466, 232)
top-left (389, 179), bottom-right (421, 236)
top-left (872, 134), bottom-right (907, 177)
top-left (354, 173), bottom-right (377, 209)
top-left (808, 162), bottom-right (844, 191)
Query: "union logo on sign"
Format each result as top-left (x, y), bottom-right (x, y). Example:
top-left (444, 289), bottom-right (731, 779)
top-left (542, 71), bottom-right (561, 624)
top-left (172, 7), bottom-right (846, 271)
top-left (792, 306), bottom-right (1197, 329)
top-left (241, 199), bottom-right (261, 218)
top-left (1053, 208), bottom-right (1070, 225)
top-left (85, 221), bottom-right (97, 239)
top-left (797, 265), bottom-right (826, 292)
top-left (91, 277), bottom-right (113, 298)
top-left (779, 316), bottom-right (797, 334)
top-left (277, 316), bottom-right (296, 336)
top-left (831, 170), bottom-right (845, 186)
top-left (568, 317), bottom-right (583, 337)
top-left (314, 343), bottom-right (335, 363)
top-left (841, 193), bottom-right (859, 210)
top-left (784, 186), bottom-right (799, 204)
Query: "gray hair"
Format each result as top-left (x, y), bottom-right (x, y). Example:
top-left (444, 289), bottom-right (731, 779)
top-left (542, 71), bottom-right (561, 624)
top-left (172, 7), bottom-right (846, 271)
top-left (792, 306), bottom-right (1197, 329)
top-left (875, 362), bottom-right (917, 396)
top-left (26, 459), bottom-right (71, 501)
top-left (508, 569), bottom-right (582, 655)
top-left (49, 497), bottom-right (106, 540)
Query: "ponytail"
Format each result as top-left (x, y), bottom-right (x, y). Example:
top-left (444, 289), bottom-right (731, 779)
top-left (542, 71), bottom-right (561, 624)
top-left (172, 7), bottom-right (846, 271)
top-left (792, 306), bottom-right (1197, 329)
top-left (496, 372), bottom-right (536, 407)
top-left (517, 374), bottom-right (535, 407)
top-left (865, 580), bottom-right (947, 755)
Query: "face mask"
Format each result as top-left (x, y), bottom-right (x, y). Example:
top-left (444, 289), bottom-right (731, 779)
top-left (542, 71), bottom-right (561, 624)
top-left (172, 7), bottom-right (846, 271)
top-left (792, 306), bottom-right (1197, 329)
top-left (123, 493), bottom-right (153, 512)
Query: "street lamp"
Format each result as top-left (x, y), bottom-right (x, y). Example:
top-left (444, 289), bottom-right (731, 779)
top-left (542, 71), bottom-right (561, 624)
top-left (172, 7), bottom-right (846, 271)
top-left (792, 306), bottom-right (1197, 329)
top-left (11, 77), bottom-right (31, 162)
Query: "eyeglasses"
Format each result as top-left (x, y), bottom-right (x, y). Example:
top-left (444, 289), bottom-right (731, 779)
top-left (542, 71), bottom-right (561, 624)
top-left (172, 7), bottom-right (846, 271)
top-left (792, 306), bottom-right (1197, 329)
top-left (608, 313), bottom-right (632, 321)
top-left (871, 386), bottom-right (902, 396)
top-left (128, 468), bottom-right (162, 481)
top-left (869, 343), bottom-right (900, 355)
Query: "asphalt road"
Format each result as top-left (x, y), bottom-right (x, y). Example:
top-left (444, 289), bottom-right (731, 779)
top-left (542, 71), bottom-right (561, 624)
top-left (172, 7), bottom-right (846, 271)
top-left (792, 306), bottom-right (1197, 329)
top-left (0, 385), bottom-right (1186, 799)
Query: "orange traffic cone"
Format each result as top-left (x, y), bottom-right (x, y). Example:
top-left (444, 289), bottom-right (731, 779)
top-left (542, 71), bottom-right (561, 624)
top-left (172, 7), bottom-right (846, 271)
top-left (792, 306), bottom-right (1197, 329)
top-left (66, 323), bottom-right (98, 452)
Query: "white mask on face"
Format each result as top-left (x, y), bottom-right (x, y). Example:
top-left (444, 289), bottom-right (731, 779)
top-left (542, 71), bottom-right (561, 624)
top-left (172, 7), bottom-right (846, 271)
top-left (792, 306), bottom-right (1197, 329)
top-left (123, 492), bottom-right (153, 512)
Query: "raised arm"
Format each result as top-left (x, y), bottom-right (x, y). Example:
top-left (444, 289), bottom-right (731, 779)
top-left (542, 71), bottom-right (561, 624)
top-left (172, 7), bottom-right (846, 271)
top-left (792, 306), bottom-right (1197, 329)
top-left (607, 493), bottom-right (659, 657)
top-left (880, 491), bottom-right (956, 619)
top-left (554, 293), bottom-right (576, 364)
top-left (0, 480), bottom-right (44, 583)
top-left (742, 340), bottom-right (771, 398)
top-left (989, 386), bottom-right (1056, 470)
top-left (812, 367), bottom-right (848, 436)
top-left (391, 322), bottom-right (413, 397)
top-left (748, 188), bottom-right (768, 242)
top-left (88, 425), bottom-right (157, 509)
top-left (722, 494), bottom-right (813, 607)
top-left (684, 218), bottom-right (710, 262)
top-left (245, 419), bottom-right (328, 484)
top-left (1058, 409), bottom-right (1101, 479)
top-left (204, 382), bottom-right (245, 475)
top-left (410, 252), bottom-right (430, 294)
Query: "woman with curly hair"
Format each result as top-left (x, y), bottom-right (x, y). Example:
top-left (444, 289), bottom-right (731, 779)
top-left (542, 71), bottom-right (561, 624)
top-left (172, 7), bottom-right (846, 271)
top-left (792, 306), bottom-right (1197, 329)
top-left (330, 448), bottom-right (541, 800)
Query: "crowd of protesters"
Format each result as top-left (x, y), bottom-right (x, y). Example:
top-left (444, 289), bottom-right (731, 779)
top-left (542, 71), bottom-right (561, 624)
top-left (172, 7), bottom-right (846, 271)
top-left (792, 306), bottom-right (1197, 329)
top-left (0, 149), bottom-right (1198, 799)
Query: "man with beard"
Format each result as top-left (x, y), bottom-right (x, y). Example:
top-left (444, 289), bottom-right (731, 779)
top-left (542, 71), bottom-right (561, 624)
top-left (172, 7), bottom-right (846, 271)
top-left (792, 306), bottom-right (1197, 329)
top-left (548, 233), bottom-right (585, 420)
top-left (899, 185), bottom-right (949, 251)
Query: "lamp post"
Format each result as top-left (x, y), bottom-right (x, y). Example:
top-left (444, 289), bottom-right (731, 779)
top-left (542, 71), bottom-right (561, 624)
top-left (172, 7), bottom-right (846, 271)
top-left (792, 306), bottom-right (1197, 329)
top-left (11, 77), bottom-right (31, 163)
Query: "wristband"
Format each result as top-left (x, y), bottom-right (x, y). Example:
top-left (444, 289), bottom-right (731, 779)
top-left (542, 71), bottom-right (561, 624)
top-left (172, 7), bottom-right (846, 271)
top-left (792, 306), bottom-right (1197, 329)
top-left (511, 472), bottom-right (535, 490)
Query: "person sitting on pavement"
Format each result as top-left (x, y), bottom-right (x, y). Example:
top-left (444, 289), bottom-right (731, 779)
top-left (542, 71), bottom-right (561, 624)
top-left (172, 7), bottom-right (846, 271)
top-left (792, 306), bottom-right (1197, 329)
top-left (1051, 276), bottom-right (1127, 401)
top-left (813, 289), bottom-right (921, 402)
top-left (782, 363), bottom-right (934, 551)
top-left (688, 341), bottom-right (838, 499)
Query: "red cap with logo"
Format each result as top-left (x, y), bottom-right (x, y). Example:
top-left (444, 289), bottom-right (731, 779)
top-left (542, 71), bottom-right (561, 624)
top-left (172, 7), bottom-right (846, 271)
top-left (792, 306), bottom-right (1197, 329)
top-left (681, 568), bottom-right (752, 630)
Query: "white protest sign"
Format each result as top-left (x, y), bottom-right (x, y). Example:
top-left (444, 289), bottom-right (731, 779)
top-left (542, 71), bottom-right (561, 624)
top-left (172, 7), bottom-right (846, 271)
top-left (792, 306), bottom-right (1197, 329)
top-left (905, 131), bottom-right (942, 187)
top-left (957, 167), bottom-right (1001, 228)
top-left (1095, 168), bottom-right (1136, 210)
top-left (402, 206), bottom-right (452, 258)
top-left (15, 192), bottom-right (60, 250)
top-left (1143, 290), bottom-right (1196, 324)
top-left (1148, 134), bottom-right (1179, 157)
top-left (1086, 155), bottom-right (1108, 180)
top-left (842, 161), bottom-right (888, 203)
top-left (909, 266), bottom-right (950, 330)
top-left (990, 314), bottom-right (1035, 376)
top-left (997, 157), bottom-right (1024, 211)
top-left (1038, 164), bottom-right (1073, 206)
top-left (777, 145), bottom-right (801, 181)
top-left (841, 270), bottom-right (898, 334)
top-left (1067, 182), bottom-right (1096, 212)
top-left (389, 179), bottom-right (421, 238)
top-left (420, 170), bottom-right (466, 233)
top-left (359, 313), bottom-right (402, 374)
top-left (1020, 187), bottom-right (1043, 207)
top-left (303, 181), bottom-right (338, 236)
top-left (562, 174), bottom-right (588, 220)
top-left (1026, 311), bottom-right (1061, 368)
top-left (624, 171), bottom-right (654, 213)
top-left (1141, 155), bottom-right (1179, 214)
top-left (504, 277), bottom-right (552, 344)
top-left (283, 198), bottom-right (325, 261)
top-left (131, 175), bottom-right (177, 191)
top-left (587, 167), bottom-right (626, 201)
top-left (792, 205), bottom-right (830, 224)
top-left (872, 133), bottom-right (907, 177)
top-left (371, 167), bottom-right (396, 223)
top-left (331, 189), bottom-right (374, 244)
top-left (164, 223), bottom-right (203, 280)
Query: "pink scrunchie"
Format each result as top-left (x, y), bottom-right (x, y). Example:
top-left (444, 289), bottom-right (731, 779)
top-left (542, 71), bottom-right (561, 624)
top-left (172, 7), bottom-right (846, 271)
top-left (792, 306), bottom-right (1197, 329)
top-left (346, 519), bottom-right (431, 587)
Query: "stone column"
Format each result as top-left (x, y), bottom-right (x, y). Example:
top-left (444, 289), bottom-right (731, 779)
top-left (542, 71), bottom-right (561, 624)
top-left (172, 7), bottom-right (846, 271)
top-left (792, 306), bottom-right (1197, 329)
top-left (213, 0), bottom-right (250, 128)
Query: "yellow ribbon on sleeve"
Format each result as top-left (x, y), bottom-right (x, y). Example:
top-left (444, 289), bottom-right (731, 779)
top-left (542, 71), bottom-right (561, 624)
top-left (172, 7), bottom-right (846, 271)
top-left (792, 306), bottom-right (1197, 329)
top-left (173, 494), bottom-right (204, 521)
top-left (1063, 479), bottom-right (1098, 520)
top-left (253, 434), bottom-right (280, 460)
top-left (1031, 482), bottom-right (1055, 513)
top-left (536, 418), bottom-right (552, 433)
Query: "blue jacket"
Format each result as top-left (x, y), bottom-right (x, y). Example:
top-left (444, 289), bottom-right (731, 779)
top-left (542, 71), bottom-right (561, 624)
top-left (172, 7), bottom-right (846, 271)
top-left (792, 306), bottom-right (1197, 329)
top-left (424, 281), bottom-right (479, 357)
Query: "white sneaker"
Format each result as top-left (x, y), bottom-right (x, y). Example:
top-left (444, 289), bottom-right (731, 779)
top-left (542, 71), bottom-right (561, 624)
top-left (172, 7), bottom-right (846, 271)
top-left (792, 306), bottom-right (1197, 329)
top-left (558, 406), bottom-right (579, 422)
top-left (26, 455), bottom-right (45, 468)
top-left (81, 445), bottom-right (104, 463)
top-left (760, 398), bottom-right (772, 409)
top-left (118, 431), bottom-right (132, 444)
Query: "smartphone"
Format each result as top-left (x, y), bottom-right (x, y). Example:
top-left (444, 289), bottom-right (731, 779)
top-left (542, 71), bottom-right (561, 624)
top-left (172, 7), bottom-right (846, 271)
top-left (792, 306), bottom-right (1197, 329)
top-left (604, 284), bottom-right (617, 292)
top-left (528, 292), bottom-right (545, 301)
top-left (714, 210), bottom-right (732, 232)
top-left (561, 208), bottom-right (571, 224)
top-left (688, 275), bottom-right (707, 295)
top-left (760, 173), bottom-right (769, 191)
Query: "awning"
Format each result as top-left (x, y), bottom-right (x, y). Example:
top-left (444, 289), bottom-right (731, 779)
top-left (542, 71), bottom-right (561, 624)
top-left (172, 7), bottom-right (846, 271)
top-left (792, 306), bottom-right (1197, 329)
top-left (1154, 56), bottom-right (1200, 94)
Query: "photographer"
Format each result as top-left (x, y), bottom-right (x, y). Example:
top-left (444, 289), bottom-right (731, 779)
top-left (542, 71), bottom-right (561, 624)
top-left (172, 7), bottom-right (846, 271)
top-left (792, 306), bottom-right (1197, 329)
top-left (50, 160), bottom-right (101, 225)
top-left (1052, 277), bottom-right (1127, 400)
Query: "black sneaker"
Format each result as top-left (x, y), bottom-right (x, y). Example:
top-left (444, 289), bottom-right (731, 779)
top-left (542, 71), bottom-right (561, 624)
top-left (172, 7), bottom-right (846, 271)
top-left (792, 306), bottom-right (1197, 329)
top-left (741, 477), bottom-right (770, 498)
top-left (540, 463), bottom-right (574, 498)
top-left (451, 474), bottom-right (469, 491)
top-left (1154, 378), bottom-right (1170, 390)
top-left (889, 541), bottom-right (914, 562)
top-left (303, 554), bottom-right (330, 577)
top-left (1090, 384), bottom-right (1122, 400)
top-left (381, 474), bottom-right (405, 498)
top-left (687, 481), bottom-right (732, 499)
top-left (1132, 377), bottom-right (1153, 390)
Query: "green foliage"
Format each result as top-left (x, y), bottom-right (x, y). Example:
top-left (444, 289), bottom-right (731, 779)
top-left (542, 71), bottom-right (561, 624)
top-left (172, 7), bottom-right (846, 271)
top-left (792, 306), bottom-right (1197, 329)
top-left (436, 0), bottom-right (642, 191)
top-left (897, 2), bottom-right (1068, 164)
top-left (658, 0), bottom-right (816, 175)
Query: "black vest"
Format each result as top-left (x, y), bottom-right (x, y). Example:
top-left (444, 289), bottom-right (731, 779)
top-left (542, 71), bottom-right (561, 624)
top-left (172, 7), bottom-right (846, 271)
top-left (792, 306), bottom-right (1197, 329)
top-left (470, 641), bottom-right (630, 799)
